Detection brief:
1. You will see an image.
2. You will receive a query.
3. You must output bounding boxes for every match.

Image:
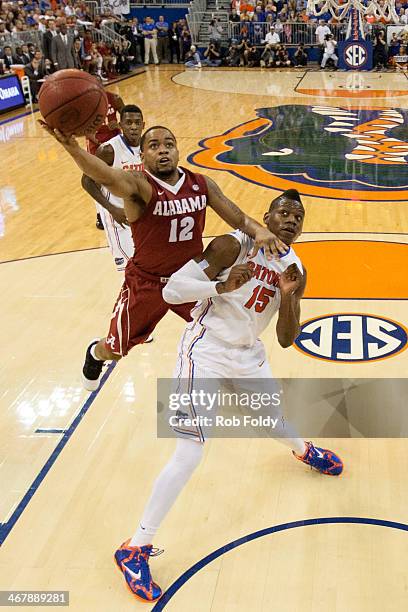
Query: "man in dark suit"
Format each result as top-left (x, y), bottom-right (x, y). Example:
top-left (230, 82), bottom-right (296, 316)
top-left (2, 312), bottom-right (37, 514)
top-left (24, 55), bottom-right (47, 102)
top-left (42, 19), bottom-right (58, 63)
top-left (72, 38), bottom-right (83, 70)
top-left (13, 46), bottom-right (29, 65)
top-left (20, 45), bottom-right (32, 64)
top-left (51, 24), bottom-right (75, 70)
top-left (1, 46), bottom-right (15, 71)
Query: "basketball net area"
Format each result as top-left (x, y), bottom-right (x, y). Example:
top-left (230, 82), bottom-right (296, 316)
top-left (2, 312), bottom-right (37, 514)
top-left (306, 0), bottom-right (399, 37)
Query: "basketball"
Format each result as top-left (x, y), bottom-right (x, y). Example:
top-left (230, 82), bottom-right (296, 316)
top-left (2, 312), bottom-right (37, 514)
top-left (38, 69), bottom-right (108, 136)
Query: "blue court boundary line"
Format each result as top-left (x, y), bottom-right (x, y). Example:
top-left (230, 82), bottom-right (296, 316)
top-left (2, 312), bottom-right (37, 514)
top-left (34, 428), bottom-right (66, 434)
top-left (0, 361), bottom-right (116, 546)
top-left (152, 516), bottom-right (408, 610)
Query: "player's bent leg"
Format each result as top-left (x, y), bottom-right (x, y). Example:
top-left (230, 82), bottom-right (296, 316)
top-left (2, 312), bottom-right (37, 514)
top-left (82, 274), bottom-right (170, 390)
top-left (115, 439), bottom-right (204, 600)
top-left (293, 441), bottom-right (343, 476)
top-left (81, 338), bottom-right (121, 392)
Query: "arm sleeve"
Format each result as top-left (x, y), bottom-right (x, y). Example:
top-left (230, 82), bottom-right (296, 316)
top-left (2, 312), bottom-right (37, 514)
top-left (162, 260), bottom-right (220, 305)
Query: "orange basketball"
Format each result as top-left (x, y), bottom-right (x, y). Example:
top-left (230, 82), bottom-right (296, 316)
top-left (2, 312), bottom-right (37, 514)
top-left (38, 69), bottom-right (108, 136)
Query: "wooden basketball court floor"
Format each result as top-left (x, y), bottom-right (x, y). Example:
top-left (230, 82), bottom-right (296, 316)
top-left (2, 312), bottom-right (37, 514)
top-left (1, 67), bottom-right (408, 611)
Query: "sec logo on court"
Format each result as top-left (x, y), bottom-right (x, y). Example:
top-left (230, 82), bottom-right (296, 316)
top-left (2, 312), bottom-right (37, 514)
top-left (294, 314), bottom-right (408, 362)
top-left (189, 105), bottom-right (408, 201)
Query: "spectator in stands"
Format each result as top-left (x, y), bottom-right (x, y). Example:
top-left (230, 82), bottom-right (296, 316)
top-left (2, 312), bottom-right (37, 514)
top-left (43, 18), bottom-right (57, 63)
top-left (239, 19), bottom-right (249, 40)
top-left (156, 15), bottom-right (169, 63)
top-left (0, 21), bottom-right (7, 45)
top-left (229, 9), bottom-right (240, 23)
top-left (143, 16), bottom-right (158, 65)
top-left (184, 44), bottom-right (201, 68)
top-left (82, 30), bottom-right (93, 71)
top-left (130, 17), bottom-right (144, 64)
top-left (38, 15), bottom-right (47, 33)
top-left (274, 18), bottom-right (284, 36)
top-left (239, 11), bottom-right (250, 27)
top-left (27, 44), bottom-right (36, 61)
top-left (13, 45), bottom-right (29, 64)
top-left (394, 44), bottom-right (408, 70)
top-left (209, 17), bottom-right (223, 43)
top-left (180, 26), bottom-right (191, 61)
top-left (89, 42), bottom-right (107, 81)
top-left (168, 21), bottom-right (180, 63)
top-left (51, 23), bottom-right (75, 70)
top-left (21, 44), bottom-right (33, 64)
top-left (97, 40), bottom-right (115, 77)
top-left (282, 19), bottom-right (292, 42)
top-left (11, 18), bottom-right (24, 35)
top-left (294, 41), bottom-right (307, 66)
top-left (254, 5), bottom-right (265, 22)
top-left (252, 12), bottom-right (264, 44)
top-left (265, 3), bottom-right (276, 20)
top-left (124, 40), bottom-right (134, 69)
top-left (373, 30), bottom-right (388, 69)
top-left (203, 41), bottom-right (222, 66)
top-left (72, 37), bottom-right (83, 69)
top-left (1, 45), bottom-right (14, 70)
top-left (320, 32), bottom-right (338, 69)
top-left (24, 52), bottom-right (50, 102)
top-left (399, 8), bottom-right (408, 23)
top-left (112, 40), bottom-right (131, 74)
top-left (263, 25), bottom-right (280, 46)
top-left (64, 0), bottom-right (75, 18)
top-left (259, 24), bottom-right (279, 66)
top-left (389, 31), bottom-right (401, 59)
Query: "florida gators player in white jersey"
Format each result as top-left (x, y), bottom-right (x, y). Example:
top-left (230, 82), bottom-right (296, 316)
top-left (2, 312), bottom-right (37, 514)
top-left (82, 104), bottom-right (144, 273)
top-left (113, 189), bottom-right (343, 602)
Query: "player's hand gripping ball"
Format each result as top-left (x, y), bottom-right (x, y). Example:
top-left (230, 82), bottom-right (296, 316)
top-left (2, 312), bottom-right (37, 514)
top-left (38, 69), bottom-right (108, 136)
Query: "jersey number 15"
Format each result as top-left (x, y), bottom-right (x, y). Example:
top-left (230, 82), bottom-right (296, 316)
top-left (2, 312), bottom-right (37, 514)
top-left (244, 285), bottom-right (276, 313)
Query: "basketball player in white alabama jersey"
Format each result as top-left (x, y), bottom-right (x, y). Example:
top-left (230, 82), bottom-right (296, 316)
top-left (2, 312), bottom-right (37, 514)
top-left (82, 105), bottom-right (144, 273)
top-left (113, 189), bottom-right (344, 602)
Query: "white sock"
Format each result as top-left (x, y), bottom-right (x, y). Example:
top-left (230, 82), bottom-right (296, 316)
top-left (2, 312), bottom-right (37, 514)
top-left (279, 437), bottom-right (307, 456)
top-left (130, 438), bottom-right (204, 547)
top-left (270, 415), bottom-right (307, 455)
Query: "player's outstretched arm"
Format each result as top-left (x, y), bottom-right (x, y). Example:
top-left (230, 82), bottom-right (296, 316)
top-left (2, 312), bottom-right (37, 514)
top-left (39, 121), bottom-right (138, 201)
top-left (163, 234), bottom-right (252, 304)
top-left (204, 176), bottom-right (287, 260)
top-left (276, 264), bottom-right (307, 348)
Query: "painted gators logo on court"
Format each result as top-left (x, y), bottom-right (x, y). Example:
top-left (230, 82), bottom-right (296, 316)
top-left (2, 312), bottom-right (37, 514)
top-left (188, 105), bottom-right (408, 201)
